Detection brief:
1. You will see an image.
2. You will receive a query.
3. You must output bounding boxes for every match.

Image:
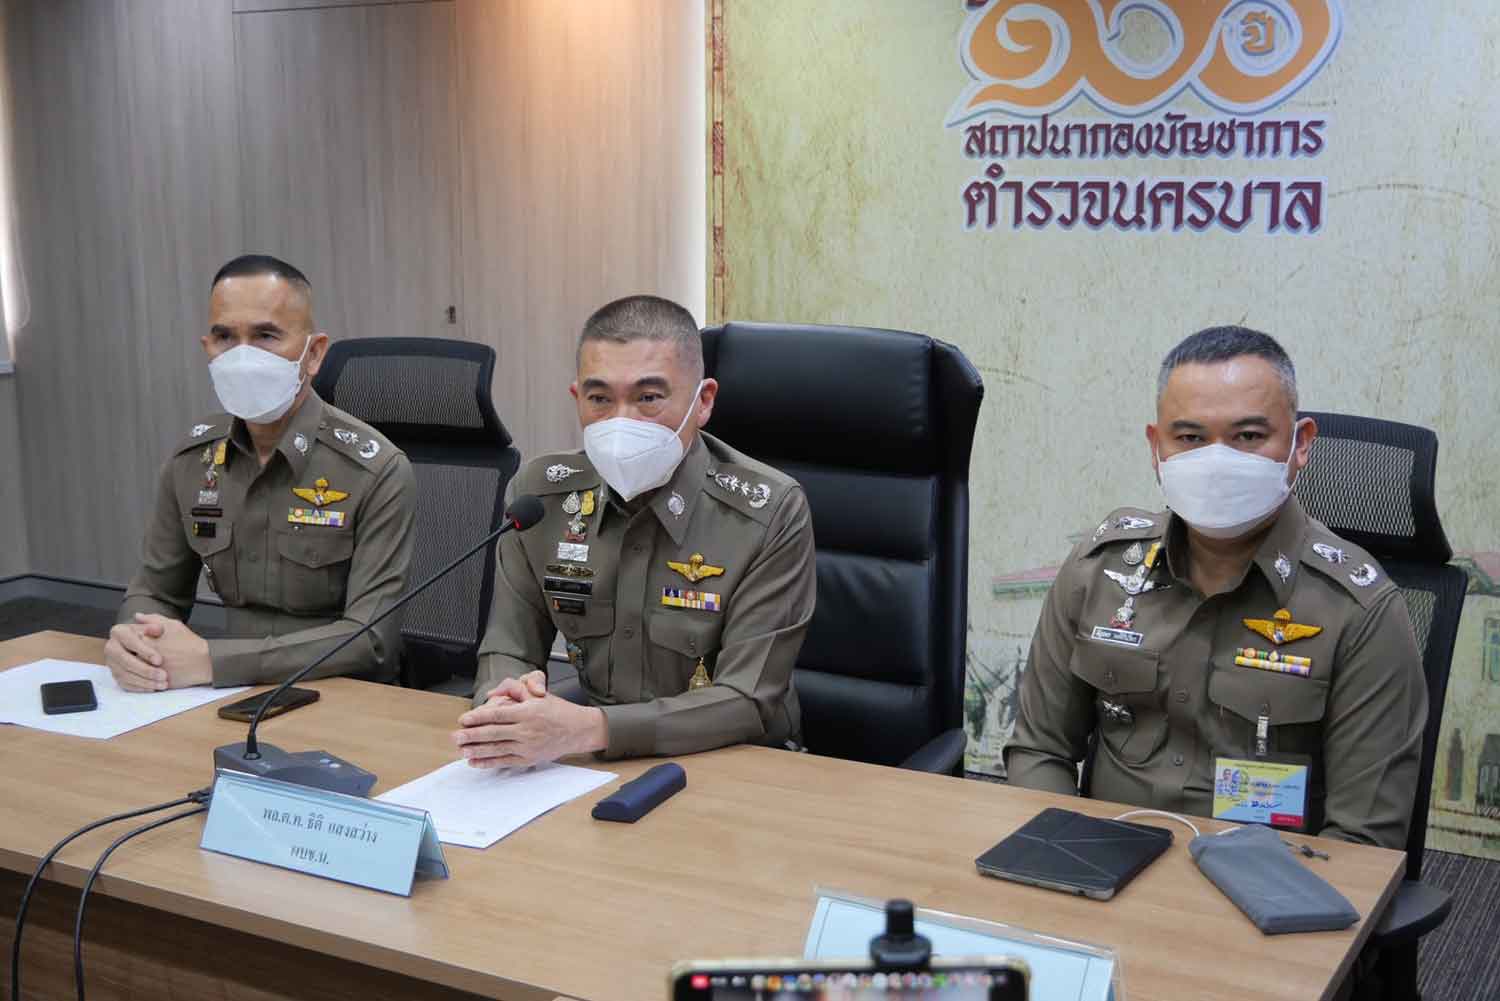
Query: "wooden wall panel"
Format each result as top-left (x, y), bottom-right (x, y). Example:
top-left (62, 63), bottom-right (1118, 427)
top-left (235, 0), bottom-right (461, 346)
top-left (4, 0), bottom-right (705, 586)
top-left (6, 0), bottom-right (242, 584)
top-left (0, 375), bottom-right (26, 575)
top-left (454, 0), bottom-right (706, 457)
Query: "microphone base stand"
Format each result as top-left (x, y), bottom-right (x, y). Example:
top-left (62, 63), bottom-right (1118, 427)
top-left (212, 741), bottom-right (378, 798)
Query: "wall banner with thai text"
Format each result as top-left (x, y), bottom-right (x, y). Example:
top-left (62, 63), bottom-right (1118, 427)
top-left (709, 0), bottom-right (1500, 861)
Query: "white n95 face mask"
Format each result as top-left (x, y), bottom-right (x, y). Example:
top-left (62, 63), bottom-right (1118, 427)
top-left (584, 381), bottom-right (704, 502)
top-left (1157, 428), bottom-right (1300, 540)
top-left (209, 338), bottom-right (311, 424)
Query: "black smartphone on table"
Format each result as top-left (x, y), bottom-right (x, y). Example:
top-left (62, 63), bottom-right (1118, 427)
top-left (216, 686), bottom-right (320, 723)
top-left (40, 680), bottom-right (99, 715)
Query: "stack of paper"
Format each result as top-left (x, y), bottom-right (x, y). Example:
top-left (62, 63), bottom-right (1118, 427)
top-left (0, 659), bottom-right (248, 739)
top-left (378, 759), bottom-right (616, 848)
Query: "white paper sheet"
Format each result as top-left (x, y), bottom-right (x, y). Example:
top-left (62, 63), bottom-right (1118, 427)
top-left (377, 758), bottom-right (616, 848)
top-left (0, 659), bottom-right (249, 739)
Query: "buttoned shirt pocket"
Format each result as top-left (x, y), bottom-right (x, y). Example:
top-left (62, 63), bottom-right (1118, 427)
top-left (553, 600), bottom-right (615, 696)
top-left (1069, 634), bottom-right (1165, 766)
top-left (184, 516), bottom-right (239, 606)
top-left (646, 611), bottom-right (723, 698)
top-left (275, 526), bottom-right (355, 615)
top-left (1207, 661), bottom-right (1328, 758)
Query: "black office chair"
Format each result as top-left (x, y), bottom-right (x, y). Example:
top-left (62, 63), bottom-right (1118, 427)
top-left (700, 322), bottom-right (984, 773)
top-left (1293, 412), bottom-right (1465, 1001)
top-left (312, 337), bottom-right (521, 690)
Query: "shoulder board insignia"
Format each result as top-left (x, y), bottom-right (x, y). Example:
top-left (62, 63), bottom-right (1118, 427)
top-left (1311, 542), bottom-right (1347, 565)
top-left (710, 471), bottom-right (772, 509)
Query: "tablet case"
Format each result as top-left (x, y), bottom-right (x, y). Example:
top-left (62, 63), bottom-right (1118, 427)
top-left (591, 762), bottom-right (685, 823)
top-left (1189, 823), bottom-right (1358, 934)
top-left (975, 807), bottom-right (1173, 899)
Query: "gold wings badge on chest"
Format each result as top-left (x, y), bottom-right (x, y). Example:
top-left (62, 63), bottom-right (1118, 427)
top-left (1242, 608), bottom-right (1322, 646)
top-left (667, 553), bottom-right (725, 584)
top-left (291, 477), bottom-right (349, 508)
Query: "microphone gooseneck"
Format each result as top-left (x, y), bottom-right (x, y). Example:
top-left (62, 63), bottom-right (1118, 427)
top-left (240, 494), bottom-right (546, 759)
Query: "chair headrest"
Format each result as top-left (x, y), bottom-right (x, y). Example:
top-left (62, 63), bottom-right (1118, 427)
top-left (701, 322), bottom-right (983, 476)
top-left (312, 337), bottom-right (512, 447)
top-left (1294, 411), bottom-right (1451, 564)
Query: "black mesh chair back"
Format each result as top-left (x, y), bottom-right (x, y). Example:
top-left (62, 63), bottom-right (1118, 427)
top-left (1295, 412), bottom-right (1465, 881)
top-left (313, 338), bottom-right (521, 688)
top-left (700, 322), bottom-right (984, 766)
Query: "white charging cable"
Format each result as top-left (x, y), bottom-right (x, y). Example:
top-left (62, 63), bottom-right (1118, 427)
top-left (1112, 809), bottom-right (1202, 839)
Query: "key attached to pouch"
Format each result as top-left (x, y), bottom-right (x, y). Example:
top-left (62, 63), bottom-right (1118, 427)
top-left (1212, 711), bottom-right (1311, 832)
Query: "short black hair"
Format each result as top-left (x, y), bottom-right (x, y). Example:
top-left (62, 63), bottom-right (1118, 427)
top-left (211, 254), bottom-right (311, 293)
top-left (577, 294), bottom-right (703, 380)
top-left (1158, 325), bottom-right (1297, 410)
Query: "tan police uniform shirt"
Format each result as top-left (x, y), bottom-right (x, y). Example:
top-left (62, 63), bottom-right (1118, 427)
top-left (474, 431), bottom-right (815, 759)
top-left (119, 392), bottom-right (416, 687)
top-left (1005, 496), bottom-right (1426, 850)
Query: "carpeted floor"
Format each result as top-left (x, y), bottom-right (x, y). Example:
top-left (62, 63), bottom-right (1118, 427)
top-left (4, 597), bottom-right (1498, 1000)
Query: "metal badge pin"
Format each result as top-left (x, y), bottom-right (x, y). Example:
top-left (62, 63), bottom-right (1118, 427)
top-left (1242, 608), bottom-right (1321, 645)
top-left (562, 491), bottom-right (582, 515)
top-left (668, 553), bottom-right (725, 584)
top-left (1092, 520), bottom-right (1109, 542)
top-left (293, 432), bottom-right (309, 455)
top-left (1255, 713), bottom-right (1270, 758)
top-left (358, 439), bottom-right (380, 460)
top-left (748, 484), bottom-right (771, 509)
top-left (1122, 542), bottom-right (1144, 566)
top-left (1111, 596), bottom-right (1136, 628)
top-left (667, 492), bottom-right (686, 517)
top-left (1349, 563), bottom-right (1378, 587)
top-left (333, 428), bottom-right (358, 446)
top-left (1115, 515), bottom-right (1154, 531)
top-left (1274, 552), bottom-right (1292, 582)
top-left (191, 423), bottom-right (215, 438)
top-left (1312, 542), bottom-right (1347, 564)
top-left (546, 464), bottom-right (581, 483)
top-left (1099, 699), bottom-right (1134, 725)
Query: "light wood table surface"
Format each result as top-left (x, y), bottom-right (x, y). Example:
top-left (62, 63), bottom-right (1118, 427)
top-left (0, 631), bottom-right (1403, 1001)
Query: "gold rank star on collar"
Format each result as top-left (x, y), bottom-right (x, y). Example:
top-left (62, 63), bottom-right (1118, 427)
top-left (291, 477), bottom-right (349, 508)
top-left (668, 553), bottom-right (725, 584)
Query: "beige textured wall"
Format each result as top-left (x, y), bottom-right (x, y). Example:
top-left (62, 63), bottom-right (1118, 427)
top-left (714, 1), bottom-right (1500, 852)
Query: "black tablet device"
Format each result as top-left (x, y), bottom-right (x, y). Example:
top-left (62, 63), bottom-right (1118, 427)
top-left (975, 807), bottom-right (1173, 901)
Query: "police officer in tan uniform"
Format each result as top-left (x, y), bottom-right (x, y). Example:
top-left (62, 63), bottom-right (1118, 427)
top-left (106, 255), bottom-right (415, 690)
top-left (452, 295), bottom-right (814, 765)
top-left (1006, 327), bottom-right (1425, 850)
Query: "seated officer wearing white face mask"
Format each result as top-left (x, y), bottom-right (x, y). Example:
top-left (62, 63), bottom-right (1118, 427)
top-left (1006, 327), bottom-right (1425, 850)
top-left (106, 254), bottom-right (415, 691)
top-left (452, 294), bottom-right (815, 766)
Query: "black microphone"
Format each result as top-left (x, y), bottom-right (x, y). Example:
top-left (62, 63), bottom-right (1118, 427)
top-left (212, 494), bottom-right (547, 796)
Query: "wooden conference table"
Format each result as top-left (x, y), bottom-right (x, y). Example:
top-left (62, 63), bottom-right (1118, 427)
top-left (0, 632), bottom-right (1404, 1001)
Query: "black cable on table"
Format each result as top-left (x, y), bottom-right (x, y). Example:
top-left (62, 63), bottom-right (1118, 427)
top-left (72, 804), bottom-right (208, 1001)
top-left (10, 794), bottom-right (197, 1001)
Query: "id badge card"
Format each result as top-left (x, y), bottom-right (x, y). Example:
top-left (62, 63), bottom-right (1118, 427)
top-left (1212, 754), bottom-right (1311, 831)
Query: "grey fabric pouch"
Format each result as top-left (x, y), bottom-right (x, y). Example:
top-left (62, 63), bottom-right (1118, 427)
top-left (1189, 824), bottom-right (1359, 934)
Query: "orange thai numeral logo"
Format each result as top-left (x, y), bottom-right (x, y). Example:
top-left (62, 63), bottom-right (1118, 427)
top-left (948, 1), bottom-right (1343, 123)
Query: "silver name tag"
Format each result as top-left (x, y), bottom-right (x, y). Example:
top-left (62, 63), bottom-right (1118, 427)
top-left (1091, 625), bottom-right (1144, 647)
